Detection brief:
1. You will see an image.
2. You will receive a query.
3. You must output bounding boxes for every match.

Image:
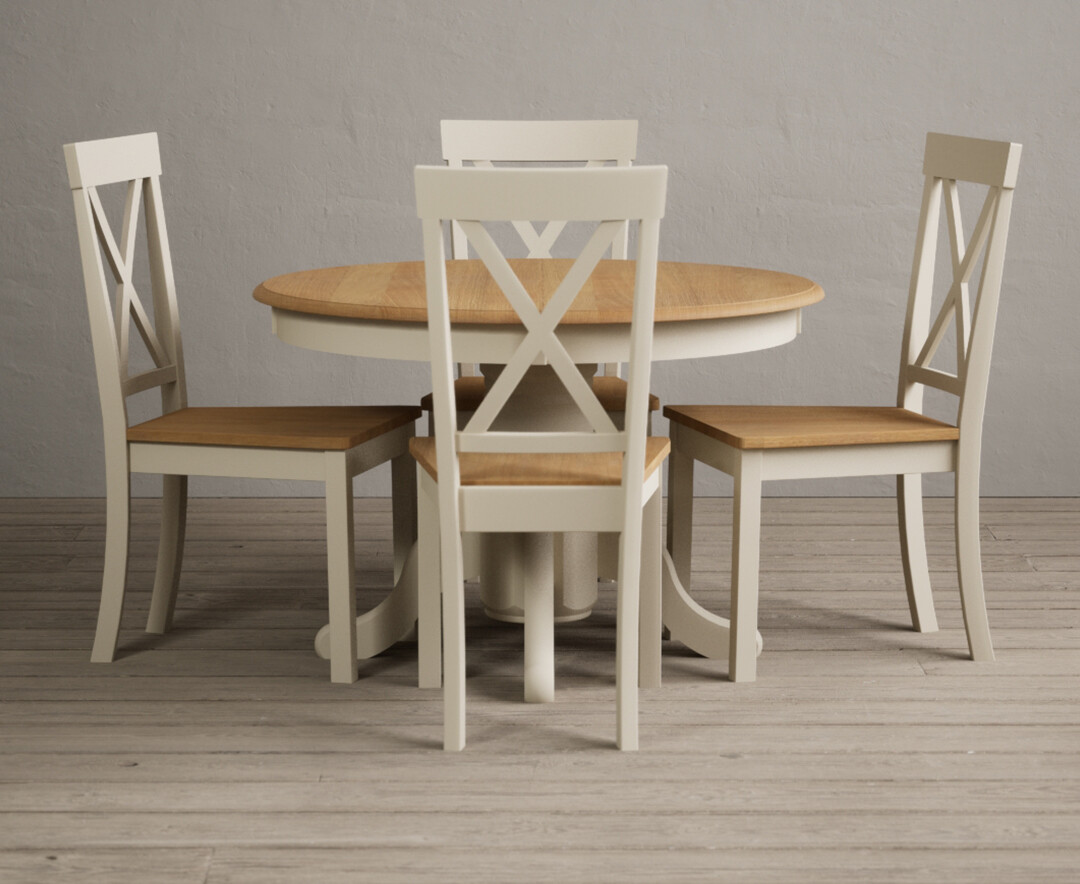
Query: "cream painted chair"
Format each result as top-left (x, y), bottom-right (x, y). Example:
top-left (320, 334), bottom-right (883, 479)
top-left (421, 119), bottom-right (659, 420)
top-left (65, 132), bottom-right (421, 684)
top-left (412, 164), bottom-right (668, 750)
top-left (664, 133), bottom-right (1021, 682)
top-left (421, 120), bottom-right (661, 635)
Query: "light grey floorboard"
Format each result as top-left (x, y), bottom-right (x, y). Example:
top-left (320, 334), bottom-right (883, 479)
top-left (1, 496), bottom-right (1078, 882)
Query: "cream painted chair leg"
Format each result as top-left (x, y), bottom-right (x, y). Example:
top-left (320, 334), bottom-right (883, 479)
top-left (896, 472), bottom-right (939, 633)
top-left (665, 447), bottom-right (694, 591)
top-left (955, 459), bottom-right (994, 661)
top-left (440, 512), bottom-right (467, 752)
top-left (91, 468), bottom-right (132, 663)
top-left (325, 452), bottom-right (358, 684)
top-left (615, 530), bottom-right (641, 751)
top-left (146, 474), bottom-right (187, 635)
top-left (729, 451), bottom-right (763, 683)
top-left (417, 471), bottom-right (442, 689)
top-left (639, 488), bottom-right (662, 689)
top-left (391, 454), bottom-right (417, 586)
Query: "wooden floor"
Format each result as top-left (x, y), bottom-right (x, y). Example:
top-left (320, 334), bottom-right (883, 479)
top-left (2, 496), bottom-right (1078, 883)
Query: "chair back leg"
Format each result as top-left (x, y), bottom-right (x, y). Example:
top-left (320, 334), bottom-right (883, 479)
top-left (955, 460), bottom-right (995, 661)
top-left (391, 454), bottom-right (418, 585)
top-left (417, 471), bottom-right (443, 690)
top-left (638, 488), bottom-right (664, 690)
top-left (615, 528), bottom-right (641, 751)
top-left (146, 474), bottom-right (187, 634)
top-left (896, 473), bottom-right (939, 633)
top-left (91, 469), bottom-right (132, 663)
top-left (665, 448), bottom-right (695, 590)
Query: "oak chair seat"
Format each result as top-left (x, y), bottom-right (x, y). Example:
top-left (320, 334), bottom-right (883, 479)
top-left (420, 375), bottom-right (660, 415)
top-left (410, 436), bottom-right (669, 486)
top-left (128, 405), bottom-right (421, 450)
top-left (664, 405), bottom-right (959, 450)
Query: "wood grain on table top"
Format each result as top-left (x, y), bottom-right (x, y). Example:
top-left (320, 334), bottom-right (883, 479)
top-left (253, 259), bottom-right (823, 324)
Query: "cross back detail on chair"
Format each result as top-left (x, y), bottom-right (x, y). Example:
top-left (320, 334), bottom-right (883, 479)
top-left (441, 120), bottom-right (638, 262)
top-left (416, 165), bottom-right (667, 472)
top-left (898, 133), bottom-right (1021, 429)
top-left (455, 216), bottom-right (627, 453)
top-left (441, 120), bottom-right (639, 381)
top-left (65, 132), bottom-right (187, 427)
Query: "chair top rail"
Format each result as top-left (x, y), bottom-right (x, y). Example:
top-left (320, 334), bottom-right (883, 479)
top-left (441, 120), bottom-right (637, 164)
top-left (64, 132), bottom-right (161, 189)
top-left (415, 165), bottom-right (667, 223)
top-left (923, 132), bottom-right (1022, 189)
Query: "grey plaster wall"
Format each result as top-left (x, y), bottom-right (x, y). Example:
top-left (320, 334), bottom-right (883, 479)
top-left (2, 0), bottom-right (1077, 497)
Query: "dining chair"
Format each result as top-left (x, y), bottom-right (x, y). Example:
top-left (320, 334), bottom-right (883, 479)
top-left (65, 132), bottom-right (422, 684)
top-left (421, 119), bottom-right (659, 423)
top-left (419, 121), bottom-right (662, 640)
top-left (412, 163), bottom-right (669, 749)
top-left (664, 132), bottom-right (1022, 682)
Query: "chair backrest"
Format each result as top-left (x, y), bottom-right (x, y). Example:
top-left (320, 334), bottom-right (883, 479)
top-left (442, 119), bottom-right (638, 261)
top-left (415, 164), bottom-right (666, 500)
top-left (896, 132), bottom-right (1021, 441)
top-left (65, 132), bottom-right (187, 454)
top-left (442, 119), bottom-right (638, 377)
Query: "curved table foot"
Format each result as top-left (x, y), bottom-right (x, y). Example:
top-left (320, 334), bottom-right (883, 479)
top-left (662, 549), bottom-right (763, 663)
top-left (315, 543), bottom-right (419, 662)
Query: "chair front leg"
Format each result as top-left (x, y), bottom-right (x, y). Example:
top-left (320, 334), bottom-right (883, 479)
top-left (439, 501), bottom-right (467, 752)
top-left (91, 465), bottom-right (132, 663)
top-left (955, 457), bottom-right (994, 661)
top-left (146, 474), bottom-right (188, 635)
top-left (325, 452), bottom-right (358, 684)
top-left (730, 451), bottom-right (763, 683)
top-left (897, 472), bottom-right (939, 633)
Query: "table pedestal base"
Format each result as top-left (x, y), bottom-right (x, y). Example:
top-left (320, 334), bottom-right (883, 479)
top-left (313, 543), bottom-right (418, 663)
top-left (479, 532), bottom-right (597, 624)
top-left (312, 542), bottom-right (762, 686)
top-left (314, 367), bottom-right (761, 696)
top-left (661, 548), bottom-right (764, 663)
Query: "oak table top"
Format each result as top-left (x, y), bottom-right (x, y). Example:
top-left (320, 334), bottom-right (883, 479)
top-left (253, 259), bottom-right (824, 325)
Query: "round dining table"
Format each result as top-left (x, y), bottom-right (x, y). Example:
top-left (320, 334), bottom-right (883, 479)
top-left (254, 258), bottom-right (823, 692)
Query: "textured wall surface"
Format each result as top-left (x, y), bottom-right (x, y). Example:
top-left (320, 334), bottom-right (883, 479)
top-left (2, 0), bottom-right (1077, 497)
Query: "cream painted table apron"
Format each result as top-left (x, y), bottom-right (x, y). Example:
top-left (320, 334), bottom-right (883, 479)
top-left (254, 259), bottom-right (823, 695)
